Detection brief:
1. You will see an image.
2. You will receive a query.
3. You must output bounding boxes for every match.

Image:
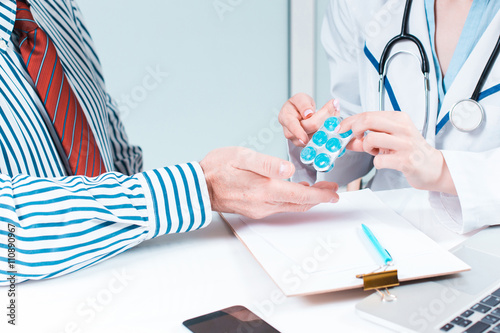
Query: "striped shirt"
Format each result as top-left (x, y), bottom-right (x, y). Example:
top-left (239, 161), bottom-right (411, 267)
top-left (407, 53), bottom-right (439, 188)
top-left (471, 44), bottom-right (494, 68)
top-left (0, 0), bottom-right (212, 285)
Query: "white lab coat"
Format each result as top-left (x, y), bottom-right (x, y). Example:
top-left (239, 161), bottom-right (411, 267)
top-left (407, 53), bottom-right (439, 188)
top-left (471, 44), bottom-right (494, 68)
top-left (289, 0), bottom-right (500, 234)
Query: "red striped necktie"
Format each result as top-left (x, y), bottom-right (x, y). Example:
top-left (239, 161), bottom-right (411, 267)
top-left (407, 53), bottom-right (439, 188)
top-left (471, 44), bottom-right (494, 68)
top-left (14, 0), bottom-right (105, 177)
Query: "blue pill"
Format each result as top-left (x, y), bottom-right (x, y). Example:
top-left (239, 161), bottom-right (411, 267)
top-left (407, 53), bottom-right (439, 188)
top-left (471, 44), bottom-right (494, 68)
top-left (339, 130), bottom-right (353, 139)
top-left (326, 138), bottom-right (342, 153)
top-left (338, 147), bottom-right (346, 158)
top-left (312, 131), bottom-right (328, 146)
top-left (314, 153), bottom-right (331, 170)
top-left (300, 146), bottom-right (316, 163)
top-left (324, 117), bottom-right (340, 132)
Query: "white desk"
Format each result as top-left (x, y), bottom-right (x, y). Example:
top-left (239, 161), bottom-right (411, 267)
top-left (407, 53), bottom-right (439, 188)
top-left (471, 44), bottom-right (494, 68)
top-left (1, 189), bottom-right (472, 333)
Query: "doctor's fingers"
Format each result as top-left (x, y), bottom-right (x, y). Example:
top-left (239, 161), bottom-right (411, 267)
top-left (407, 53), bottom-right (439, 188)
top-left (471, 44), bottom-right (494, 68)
top-left (362, 132), bottom-right (406, 156)
top-left (270, 179), bottom-right (339, 205)
top-left (372, 154), bottom-right (406, 172)
top-left (301, 99), bottom-right (340, 134)
top-left (289, 93), bottom-right (317, 119)
top-left (279, 105), bottom-right (309, 145)
top-left (283, 127), bottom-right (308, 147)
top-left (339, 111), bottom-right (414, 138)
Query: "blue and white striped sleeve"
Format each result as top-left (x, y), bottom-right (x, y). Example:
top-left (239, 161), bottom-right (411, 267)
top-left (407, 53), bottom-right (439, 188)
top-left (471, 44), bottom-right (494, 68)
top-left (0, 163), bottom-right (212, 285)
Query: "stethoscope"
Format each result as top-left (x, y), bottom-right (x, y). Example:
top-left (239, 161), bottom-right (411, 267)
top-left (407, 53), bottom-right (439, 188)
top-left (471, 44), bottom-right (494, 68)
top-left (379, 0), bottom-right (500, 134)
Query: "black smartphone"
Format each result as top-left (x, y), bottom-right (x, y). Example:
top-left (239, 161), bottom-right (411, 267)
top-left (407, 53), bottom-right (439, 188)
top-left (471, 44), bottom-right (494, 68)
top-left (183, 305), bottom-right (280, 333)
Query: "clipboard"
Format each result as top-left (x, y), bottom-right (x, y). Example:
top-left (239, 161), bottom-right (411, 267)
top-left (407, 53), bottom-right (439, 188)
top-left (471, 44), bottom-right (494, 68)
top-left (220, 189), bottom-right (470, 297)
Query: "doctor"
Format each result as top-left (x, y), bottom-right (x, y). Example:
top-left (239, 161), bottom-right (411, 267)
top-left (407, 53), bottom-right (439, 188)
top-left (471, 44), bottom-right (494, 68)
top-left (280, 0), bottom-right (500, 234)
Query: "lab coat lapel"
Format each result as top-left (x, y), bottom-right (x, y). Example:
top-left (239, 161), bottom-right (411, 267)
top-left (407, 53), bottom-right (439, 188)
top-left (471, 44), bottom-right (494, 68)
top-left (438, 9), bottom-right (500, 127)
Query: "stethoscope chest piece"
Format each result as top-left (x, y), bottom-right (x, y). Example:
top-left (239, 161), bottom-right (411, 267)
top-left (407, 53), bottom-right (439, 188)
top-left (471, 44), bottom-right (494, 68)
top-left (449, 99), bottom-right (485, 132)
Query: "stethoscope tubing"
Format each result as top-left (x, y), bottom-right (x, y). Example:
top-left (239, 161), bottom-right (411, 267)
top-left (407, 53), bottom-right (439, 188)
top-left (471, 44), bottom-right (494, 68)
top-left (379, 50), bottom-right (430, 138)
top-left (378, 0), bottom-right (431, 137)
top-left (379, 0), bottom-right (500, 135)
top-left (379, 0), bottom-right (430, 76)
top-left (471, 34), bottom-right (500, 101)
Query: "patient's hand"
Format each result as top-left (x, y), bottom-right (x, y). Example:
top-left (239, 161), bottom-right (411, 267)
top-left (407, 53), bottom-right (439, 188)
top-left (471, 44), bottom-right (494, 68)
top-left (200, 147), bottom-right (339, 219)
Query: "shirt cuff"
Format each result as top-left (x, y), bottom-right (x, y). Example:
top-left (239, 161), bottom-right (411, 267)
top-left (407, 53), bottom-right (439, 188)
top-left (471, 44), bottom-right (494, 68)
top-left (135, 162), bottom-right (212, 240)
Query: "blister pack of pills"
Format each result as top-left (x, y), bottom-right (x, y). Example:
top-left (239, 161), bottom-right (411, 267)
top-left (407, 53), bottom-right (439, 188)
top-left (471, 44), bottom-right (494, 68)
top-left (300, 117), bottom-right (353, 172)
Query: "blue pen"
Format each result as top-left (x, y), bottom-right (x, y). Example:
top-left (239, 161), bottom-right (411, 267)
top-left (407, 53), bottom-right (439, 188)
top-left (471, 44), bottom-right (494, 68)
top-left (361, 224), bottom-right (393, 265)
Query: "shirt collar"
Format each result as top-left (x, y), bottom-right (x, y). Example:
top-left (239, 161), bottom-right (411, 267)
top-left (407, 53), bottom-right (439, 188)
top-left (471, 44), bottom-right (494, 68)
top-left (0, 0), bottom-right (17, 42)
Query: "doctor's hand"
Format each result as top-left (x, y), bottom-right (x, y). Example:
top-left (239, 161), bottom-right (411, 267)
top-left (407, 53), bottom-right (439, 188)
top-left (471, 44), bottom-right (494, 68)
top-left (337, 112), bottom-right (457, 195)
top-left (279, 93), bottom-right (340, 147)
top-left (199, 147), bottom-right (339, 219)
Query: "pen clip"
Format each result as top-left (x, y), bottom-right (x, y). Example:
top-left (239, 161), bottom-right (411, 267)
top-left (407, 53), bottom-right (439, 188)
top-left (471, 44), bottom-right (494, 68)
top-left (384, 249), bottom-right (393, 265)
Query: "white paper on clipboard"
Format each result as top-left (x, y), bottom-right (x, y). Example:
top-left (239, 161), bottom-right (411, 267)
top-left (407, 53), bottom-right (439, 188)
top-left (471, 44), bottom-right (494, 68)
top-left (220, 189), bottom-right (470, 297)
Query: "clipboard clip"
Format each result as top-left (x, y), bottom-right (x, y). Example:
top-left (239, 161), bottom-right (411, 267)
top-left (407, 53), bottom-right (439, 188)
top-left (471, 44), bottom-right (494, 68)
top-left (356, 265), bottom-right (399, 302)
